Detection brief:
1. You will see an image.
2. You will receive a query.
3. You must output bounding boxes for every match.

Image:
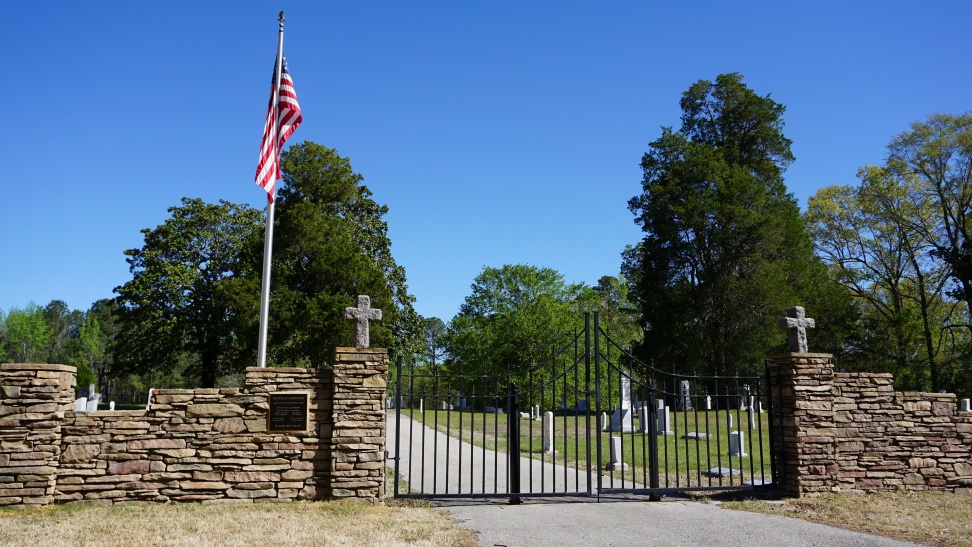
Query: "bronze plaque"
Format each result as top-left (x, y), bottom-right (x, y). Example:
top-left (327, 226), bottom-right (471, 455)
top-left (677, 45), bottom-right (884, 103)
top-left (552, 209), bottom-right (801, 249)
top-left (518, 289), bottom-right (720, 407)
top-left (268, 392), bottom-right (309, 432)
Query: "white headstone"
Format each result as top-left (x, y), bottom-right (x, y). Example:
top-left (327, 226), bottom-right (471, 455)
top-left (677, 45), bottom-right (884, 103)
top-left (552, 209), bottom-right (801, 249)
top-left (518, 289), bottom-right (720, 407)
top-left (657, 405), bottom-right (672, 435)
top-left (535, 405), bottom-right (541, 420)
top-left (706, 395), bottom-right (712, 411)
top-left (758, 401), bottom-right (765, 413)
top-left (729, 431), bottom-right (748, 457)
top-left (542, 411), bottom-right (555, 454)
top-left (748, 406), bottom-right (756, 429)
top-left (601, 412), bottom-right (609, 430)
top-left (88, 383), bottom-right (96, 398)
top-left (638, 405), bottom-right (650, 433)
top-left (727, 413), bottom-right (733, 429)
top-left (145, 388), bottom-right (155, 411)
top-left (441, 401), bottom-right (449, 410)
top-left (960, 399), bottom-right (971, 413)
top-left (86, 394), bottom-right (99, 412)
top-left (109, 401), bottom-right (115, 411)
top-left (74, 397), bottom-right (87, 413)
top-left (620, 375), bottom-right (632, 409)
top-left (748, 396), bottom-right (755, 410)
top-left (680, 380), bottom-right (691, 410)
top-left (419, 399), bottom-right (424, 413)
top-left (604, 436), bottom-right (628, 471)
top-left (608, 406), bottom-right (633, 432)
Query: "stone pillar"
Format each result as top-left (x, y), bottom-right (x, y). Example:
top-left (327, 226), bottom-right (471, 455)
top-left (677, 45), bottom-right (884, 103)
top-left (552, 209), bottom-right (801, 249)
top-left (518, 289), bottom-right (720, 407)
top-left (244, 366), bottom-right (332, 501)
top-left (0, 363), bottom-right (77, 508)
top-left (330, 347), bottom-right (388, 504)
top-left (767, 352), bottom-right (837, 497)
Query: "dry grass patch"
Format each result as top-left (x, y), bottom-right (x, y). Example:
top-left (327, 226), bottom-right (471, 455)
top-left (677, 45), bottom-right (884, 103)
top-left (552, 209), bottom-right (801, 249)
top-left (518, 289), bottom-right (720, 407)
top-left (0, 500), bottom-right (477, 547)
top-left (723, 492), bottom-right (972, 547)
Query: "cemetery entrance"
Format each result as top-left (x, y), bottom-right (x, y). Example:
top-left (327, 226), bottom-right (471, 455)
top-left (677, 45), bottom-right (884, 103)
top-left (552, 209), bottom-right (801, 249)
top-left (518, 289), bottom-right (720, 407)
top-left (390, 313), bottom-right (775, 502)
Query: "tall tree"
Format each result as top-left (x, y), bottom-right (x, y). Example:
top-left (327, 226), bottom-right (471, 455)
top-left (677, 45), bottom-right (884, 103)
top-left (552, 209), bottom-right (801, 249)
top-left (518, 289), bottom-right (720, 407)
top-left (67, 312), bottom-right (102, 391)
top-left (269, 142), bottom-right (420, 366)
top-left (88, 298), bottom-right (120, 393)
top-left (42, 299), bottom-right (82, 364)
top-left (421, 317), bottom-right (448, 369)
top-left (592, 274), bottom-right (642, 352)
top-left (627, 73), bottom-right (823, 376)
top-left (807, 170), bottom-right (961, 390)
top-left (885, 113), bottom-right (972, 333)
top-left (114, 198), bottom-right (263, 387)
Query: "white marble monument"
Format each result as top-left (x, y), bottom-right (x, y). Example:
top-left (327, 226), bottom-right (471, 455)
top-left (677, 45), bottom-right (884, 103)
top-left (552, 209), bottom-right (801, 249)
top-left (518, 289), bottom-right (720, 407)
top-left (607, 375), bottom-right (634, 432)
top-left (656, 399), bottom-right (673, 435)
top-left (604, 436), bottom-right (628, 471)
top-left (542, 411), bottom-right (556, 454)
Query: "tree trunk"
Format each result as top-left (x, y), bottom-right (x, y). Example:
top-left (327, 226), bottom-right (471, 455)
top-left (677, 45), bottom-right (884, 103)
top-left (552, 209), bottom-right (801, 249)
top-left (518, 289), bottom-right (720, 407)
top-left (912, 265), bottom-right (940, 391)
top-left (201, 346), bottom-right (218, 388)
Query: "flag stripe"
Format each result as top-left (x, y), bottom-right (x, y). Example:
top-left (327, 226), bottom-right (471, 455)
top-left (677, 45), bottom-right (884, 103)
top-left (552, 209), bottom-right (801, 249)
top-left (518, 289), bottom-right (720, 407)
top-left (254, 57), bottom-right (302, 202)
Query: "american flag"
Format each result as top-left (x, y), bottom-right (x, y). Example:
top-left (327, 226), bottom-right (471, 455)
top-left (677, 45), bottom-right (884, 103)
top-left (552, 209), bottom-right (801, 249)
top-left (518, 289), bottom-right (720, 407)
top-left (254, 57), bottom-right (302, 202)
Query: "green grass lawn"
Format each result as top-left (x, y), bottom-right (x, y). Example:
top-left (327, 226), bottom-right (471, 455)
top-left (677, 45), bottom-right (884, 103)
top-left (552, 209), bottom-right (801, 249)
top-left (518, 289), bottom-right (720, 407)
top-left (398, 407), bottom-right (772, 489)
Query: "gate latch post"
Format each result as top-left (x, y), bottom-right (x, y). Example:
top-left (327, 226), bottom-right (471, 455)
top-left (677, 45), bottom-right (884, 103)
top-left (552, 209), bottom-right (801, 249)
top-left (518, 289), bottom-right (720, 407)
top-left (507, 382), bottom-right (522, 504)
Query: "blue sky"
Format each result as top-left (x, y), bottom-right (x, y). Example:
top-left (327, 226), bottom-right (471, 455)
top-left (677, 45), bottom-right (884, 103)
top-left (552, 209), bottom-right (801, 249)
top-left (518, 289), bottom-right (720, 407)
top-left (3, 2), bottom-right (970, 323)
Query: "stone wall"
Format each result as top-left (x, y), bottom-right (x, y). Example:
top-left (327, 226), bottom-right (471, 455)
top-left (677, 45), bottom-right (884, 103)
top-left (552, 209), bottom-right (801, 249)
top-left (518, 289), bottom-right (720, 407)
top-left (0, 364), bottom-right (77, 507)
top-left (769, 352), bottom-right (972, 497)
top-left (0, 347), bottom-right (387, 508)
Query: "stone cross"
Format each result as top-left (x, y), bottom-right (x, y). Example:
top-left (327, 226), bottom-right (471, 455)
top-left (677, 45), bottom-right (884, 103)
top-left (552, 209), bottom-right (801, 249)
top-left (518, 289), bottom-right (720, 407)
top-left (778, 306), bottom-right (815, 353)
top-left (344, 295), bottom-right (382, 348)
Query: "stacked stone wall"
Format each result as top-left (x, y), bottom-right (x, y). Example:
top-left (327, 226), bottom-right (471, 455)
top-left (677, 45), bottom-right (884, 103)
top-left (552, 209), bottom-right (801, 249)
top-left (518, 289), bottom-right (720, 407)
top-left (770, 352), bottom-right (972, 497)
top-left (0, 347), bottom-right (387, 508)
top-left (832, 374), bottom-right (972, 494)
top-left (0, 364), bottom-right (76, 507)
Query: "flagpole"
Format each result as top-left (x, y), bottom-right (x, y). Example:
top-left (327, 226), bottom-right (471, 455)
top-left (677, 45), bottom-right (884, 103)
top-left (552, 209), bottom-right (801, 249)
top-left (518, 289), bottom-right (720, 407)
top-left (256, 12), bottom-right (286, 368)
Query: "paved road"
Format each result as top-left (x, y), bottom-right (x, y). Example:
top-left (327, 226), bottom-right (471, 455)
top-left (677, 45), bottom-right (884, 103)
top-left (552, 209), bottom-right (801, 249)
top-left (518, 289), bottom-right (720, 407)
top-left (440, 498), bottom-right (918, 547)
top-left (387, 410), bottom-right (636, 496)
top-left (386, 411), bottom-right (918, 547)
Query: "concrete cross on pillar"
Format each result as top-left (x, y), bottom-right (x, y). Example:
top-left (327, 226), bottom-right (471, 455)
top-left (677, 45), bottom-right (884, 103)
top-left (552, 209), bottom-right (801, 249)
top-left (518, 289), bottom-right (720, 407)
top-left (778, 306), bottom-right (815, 353)
top-left (344, 295), bottom-right (382, 348)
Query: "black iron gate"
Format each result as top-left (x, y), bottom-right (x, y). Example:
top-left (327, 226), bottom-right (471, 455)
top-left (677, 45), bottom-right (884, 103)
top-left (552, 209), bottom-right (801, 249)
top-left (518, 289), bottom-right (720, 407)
top-left (390, 312), bottom-right (775, 502)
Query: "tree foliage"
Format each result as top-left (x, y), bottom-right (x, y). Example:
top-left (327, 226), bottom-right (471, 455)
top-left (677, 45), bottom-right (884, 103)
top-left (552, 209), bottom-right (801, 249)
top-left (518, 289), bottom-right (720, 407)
top-left (807, 172), bottom-right (962, 390)
top-left (269, 142), bottom-right (420, 366)
top-left (885, 113), bottom-right (972, 327)
top-left (592, 274), bottom-right (642, 352)
top-left (807, 113), bottom-right (972, 394)
top-left (626, 73), bottom-right (837, 376)
top-left (109, 143), bottom-right (418, 385)
top-left (421, 316), bottom-right (448, 368)
top-left (445, 264), bottom-right (596, 382)
top-left (42, 299), bottom-right (81, 364)
top-left (114, 198), bottom-right (263, 387)
top-left (3, 302), bottom-right (51, 363)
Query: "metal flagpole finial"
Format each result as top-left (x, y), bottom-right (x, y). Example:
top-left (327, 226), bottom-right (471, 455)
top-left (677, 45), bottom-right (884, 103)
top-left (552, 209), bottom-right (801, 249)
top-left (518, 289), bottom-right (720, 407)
top-left (279, 11), bottom-right (284, 23)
